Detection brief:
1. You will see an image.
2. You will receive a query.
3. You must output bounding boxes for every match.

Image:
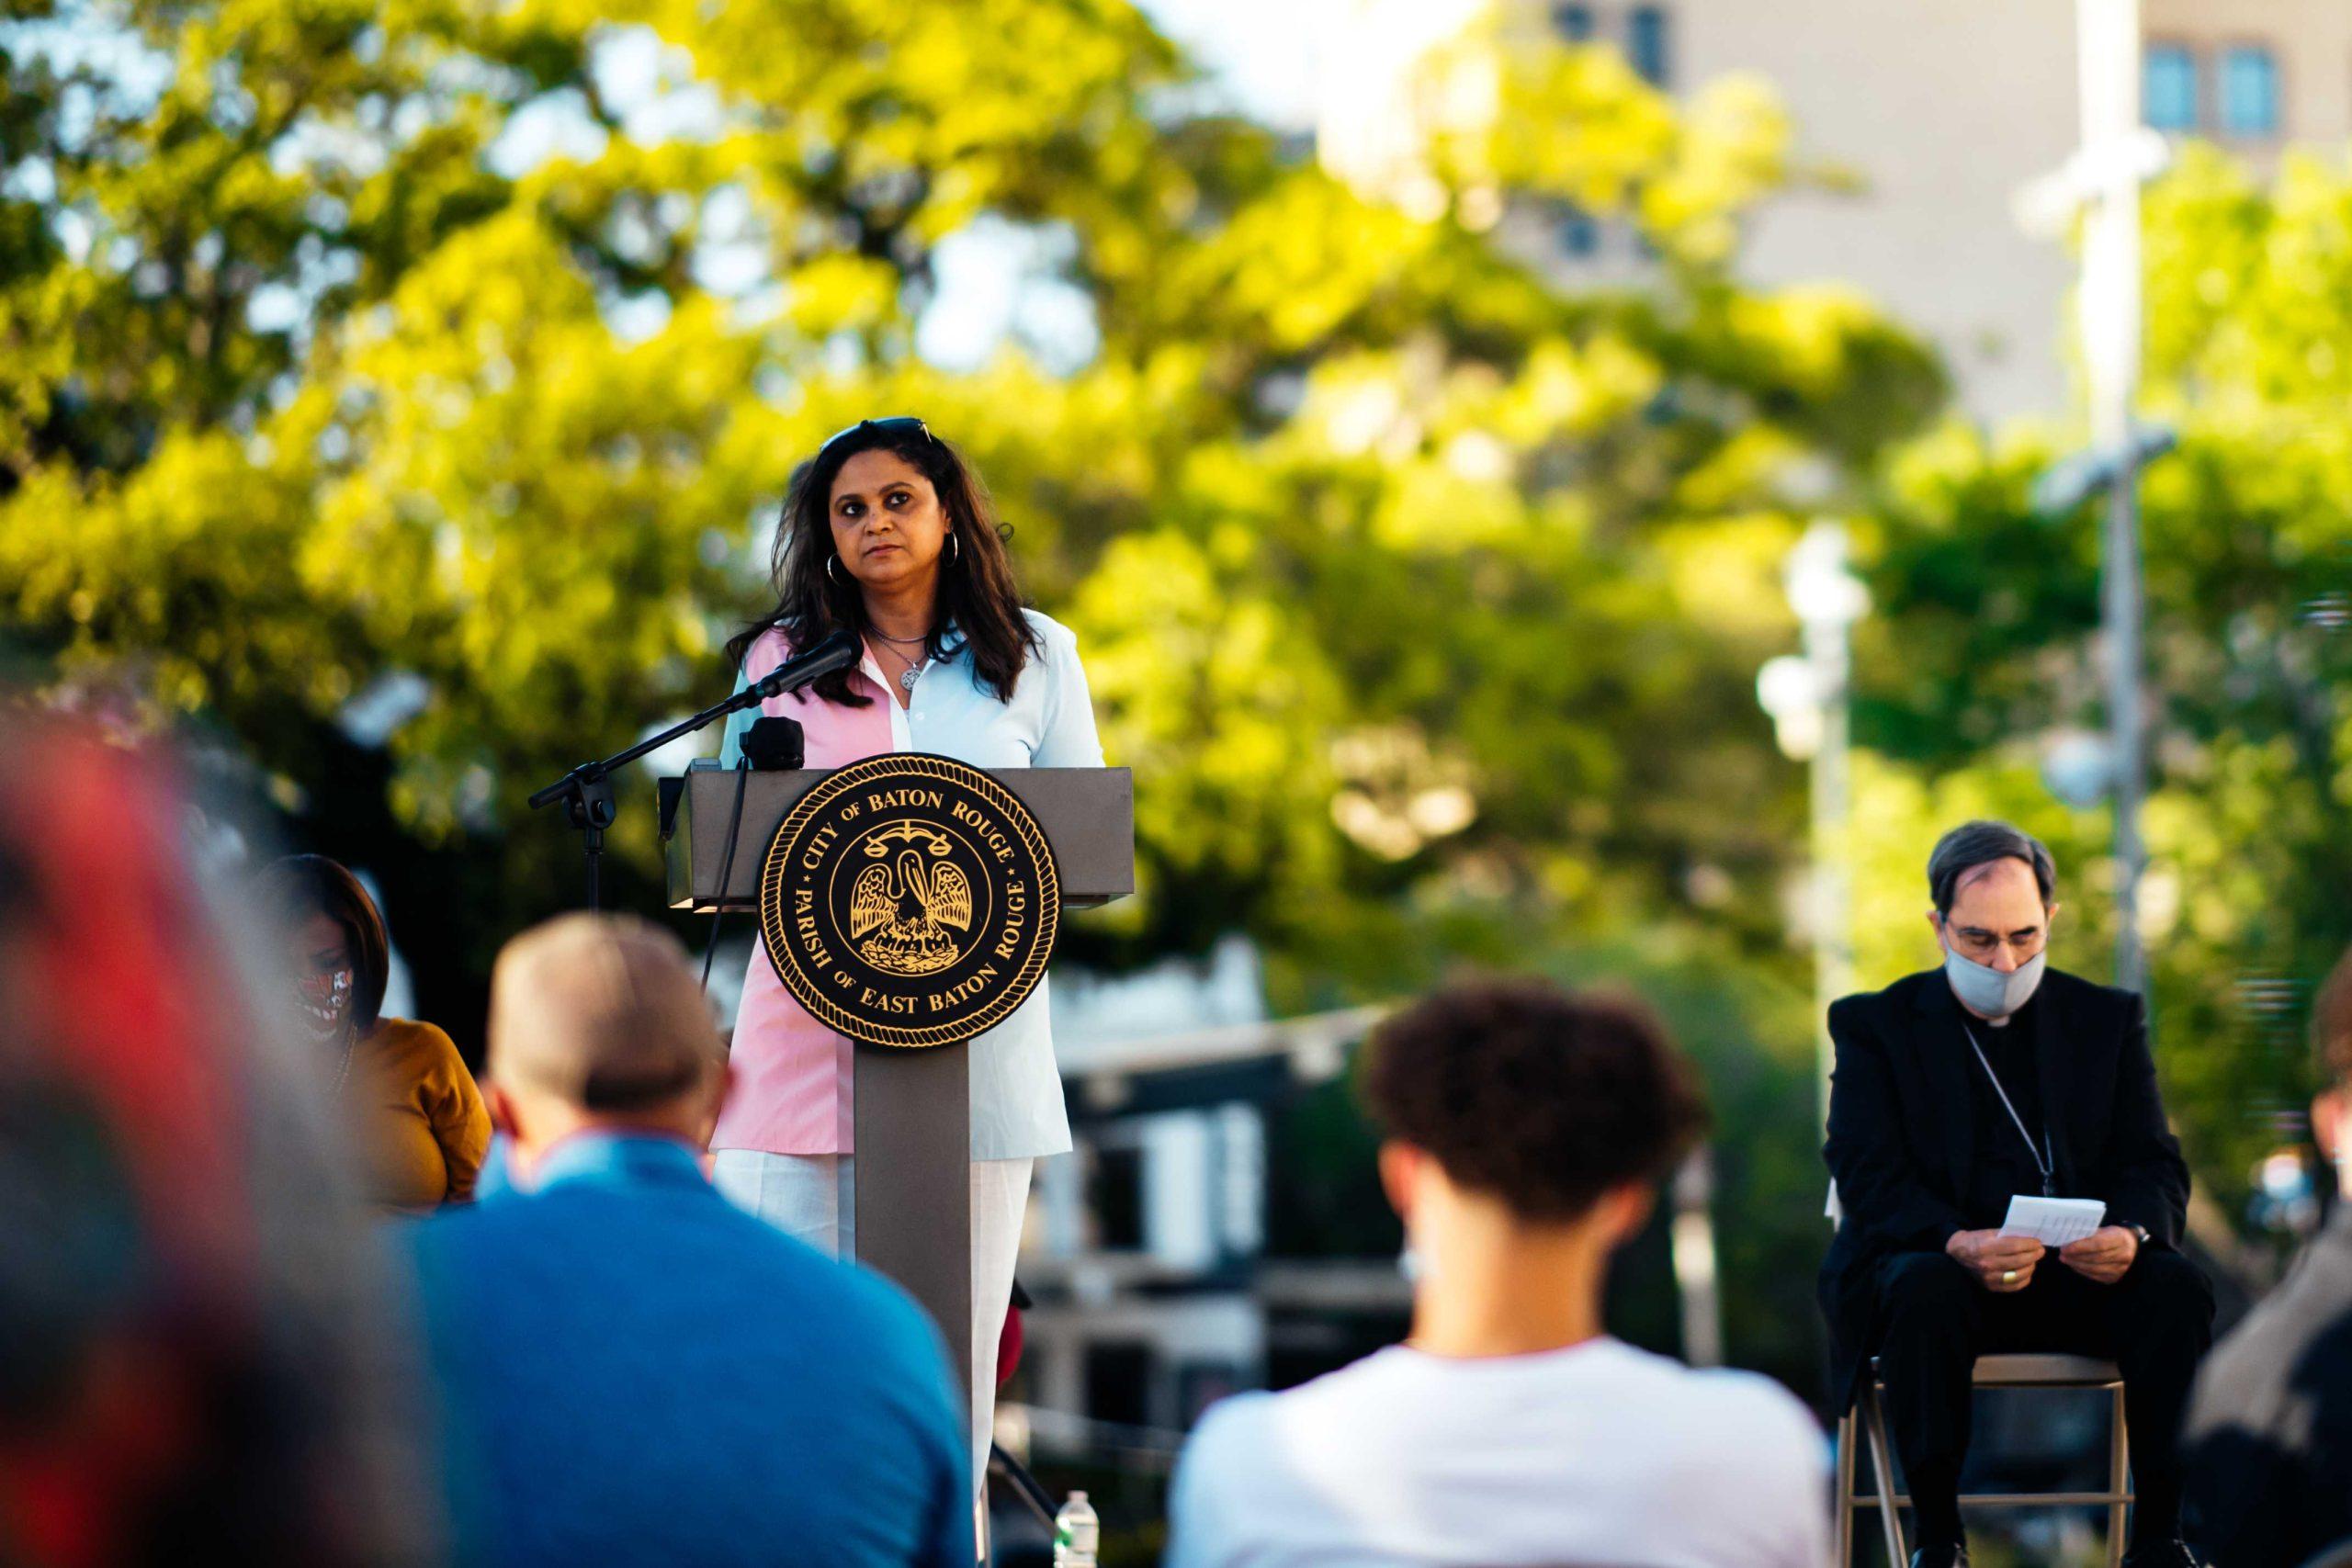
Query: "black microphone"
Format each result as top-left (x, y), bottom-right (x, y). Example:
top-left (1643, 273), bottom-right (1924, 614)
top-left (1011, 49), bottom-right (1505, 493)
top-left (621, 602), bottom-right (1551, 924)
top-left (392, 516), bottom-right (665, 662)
top-left (526, 626), bottom-right (863, 904)
top-left (748, 626), bottom-right (860, 701)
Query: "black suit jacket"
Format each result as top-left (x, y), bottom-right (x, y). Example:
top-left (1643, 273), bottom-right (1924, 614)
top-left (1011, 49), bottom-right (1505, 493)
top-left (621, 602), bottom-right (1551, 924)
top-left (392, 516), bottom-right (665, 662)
top-left (1816, 966), bottom-right (2192, 1410)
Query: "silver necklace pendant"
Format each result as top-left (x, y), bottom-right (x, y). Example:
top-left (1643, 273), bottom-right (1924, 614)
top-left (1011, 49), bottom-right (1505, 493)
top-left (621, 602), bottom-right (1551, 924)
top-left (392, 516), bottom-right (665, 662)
top-left (899, 659), bottom-right (925, 693)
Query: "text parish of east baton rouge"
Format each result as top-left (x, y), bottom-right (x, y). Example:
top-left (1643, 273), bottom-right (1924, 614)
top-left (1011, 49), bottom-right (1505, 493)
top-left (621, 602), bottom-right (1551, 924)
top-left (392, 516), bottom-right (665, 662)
top-left (758, 754), bottom-right (1060, 1049)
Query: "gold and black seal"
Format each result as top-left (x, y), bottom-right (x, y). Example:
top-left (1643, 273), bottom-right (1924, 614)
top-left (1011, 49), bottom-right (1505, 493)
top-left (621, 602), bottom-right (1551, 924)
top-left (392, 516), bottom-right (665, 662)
top-left (757, 754), bottom-right (1060, 1048)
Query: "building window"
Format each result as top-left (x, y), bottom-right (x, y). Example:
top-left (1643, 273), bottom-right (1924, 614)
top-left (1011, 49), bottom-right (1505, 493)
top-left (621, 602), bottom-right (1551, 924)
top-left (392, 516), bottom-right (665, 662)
top-left (1088, 1144), bottom-right (1145, 1250)
top-left (2143, 43), bottom-right (2199, 131)
top-left (1560, 205), bottom-right (1600, 258)
top-left (1629, 5), bottom-right (1670, 86)
top-left (2219, 44), bottom-right (2280, 136)
top-left (1554, 3), bottom-right (1595, 42)
top-left (1177, 1362), bottom-right (1244, 1427)
top-left (1081, 1342), bottom-right (1152, 1429)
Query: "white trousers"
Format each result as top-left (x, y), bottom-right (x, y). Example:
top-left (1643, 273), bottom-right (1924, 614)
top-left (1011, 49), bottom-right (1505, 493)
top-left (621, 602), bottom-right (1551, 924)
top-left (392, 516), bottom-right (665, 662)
top-left (711, 1149), bottom-right (1033, 1497)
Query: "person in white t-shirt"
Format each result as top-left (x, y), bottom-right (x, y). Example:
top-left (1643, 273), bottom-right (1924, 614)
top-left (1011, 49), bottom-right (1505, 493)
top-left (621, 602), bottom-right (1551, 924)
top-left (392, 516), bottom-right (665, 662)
top-left (1166, 977), bottom-right (1831, 1568)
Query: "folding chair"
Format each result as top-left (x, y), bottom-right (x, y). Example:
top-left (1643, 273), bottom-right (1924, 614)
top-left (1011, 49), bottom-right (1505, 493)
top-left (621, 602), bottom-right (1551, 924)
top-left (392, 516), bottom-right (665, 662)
top-left (1835, 1353), bottom-right (2132, 1568)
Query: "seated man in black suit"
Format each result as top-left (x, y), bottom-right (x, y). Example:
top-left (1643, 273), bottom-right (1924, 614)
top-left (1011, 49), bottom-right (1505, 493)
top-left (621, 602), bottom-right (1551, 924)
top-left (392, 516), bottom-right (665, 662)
top-left (2180, 945), bottom-right (2352, 1565)
top-left (1820, 820), bottom-right (2213, 1568)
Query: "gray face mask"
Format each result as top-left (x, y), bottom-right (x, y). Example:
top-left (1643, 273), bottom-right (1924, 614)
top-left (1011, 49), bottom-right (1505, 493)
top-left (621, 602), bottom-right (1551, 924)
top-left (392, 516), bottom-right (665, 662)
top-left (1943, 947), bottom-right (2046, 1020)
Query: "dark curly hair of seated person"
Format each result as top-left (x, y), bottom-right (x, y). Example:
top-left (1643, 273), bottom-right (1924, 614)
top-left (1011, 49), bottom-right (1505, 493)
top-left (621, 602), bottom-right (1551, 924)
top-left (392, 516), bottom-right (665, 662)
top-left (1362, 976), bottom-right (1710, 1224)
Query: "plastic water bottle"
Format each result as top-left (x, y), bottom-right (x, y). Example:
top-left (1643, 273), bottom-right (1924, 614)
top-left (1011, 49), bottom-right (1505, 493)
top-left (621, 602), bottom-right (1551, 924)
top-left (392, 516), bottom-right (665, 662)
top-left (1051, 1490), bottom-right (1099, 1567)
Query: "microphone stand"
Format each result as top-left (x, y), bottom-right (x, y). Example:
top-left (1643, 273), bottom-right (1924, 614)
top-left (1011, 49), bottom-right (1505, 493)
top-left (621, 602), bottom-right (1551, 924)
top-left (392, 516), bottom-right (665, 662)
top-left (528, 657), bottom-right (835, 910)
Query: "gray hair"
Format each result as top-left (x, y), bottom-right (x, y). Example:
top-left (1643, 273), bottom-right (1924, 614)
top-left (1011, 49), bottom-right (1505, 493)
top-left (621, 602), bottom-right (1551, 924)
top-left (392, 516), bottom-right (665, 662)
top-left (1927, 820), bottom-right (2056, 915)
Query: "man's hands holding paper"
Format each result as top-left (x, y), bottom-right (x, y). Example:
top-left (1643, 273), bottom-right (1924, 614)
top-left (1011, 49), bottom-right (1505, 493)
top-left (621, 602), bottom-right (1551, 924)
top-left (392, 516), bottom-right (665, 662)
top-left (2056, 1224), bottom-right (2140, 1284)
top-left (1946, 1229), bottom-right (2044, 1293)
top-left (1948, 1223), bottom-right (2139, 1292)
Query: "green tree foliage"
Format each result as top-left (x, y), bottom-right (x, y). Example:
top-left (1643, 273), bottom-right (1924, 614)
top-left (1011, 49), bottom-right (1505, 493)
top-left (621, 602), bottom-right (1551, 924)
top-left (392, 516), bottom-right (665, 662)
top-left (1, 0), bottom-right (1945, 1387)
top-left (1855, 142), bottom-right (2352, 1234)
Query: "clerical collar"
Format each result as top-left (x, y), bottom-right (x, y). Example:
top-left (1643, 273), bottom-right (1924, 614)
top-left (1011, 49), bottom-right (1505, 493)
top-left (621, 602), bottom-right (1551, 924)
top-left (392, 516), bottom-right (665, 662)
top-left (1982, 995), bottom-right (2039, 1030)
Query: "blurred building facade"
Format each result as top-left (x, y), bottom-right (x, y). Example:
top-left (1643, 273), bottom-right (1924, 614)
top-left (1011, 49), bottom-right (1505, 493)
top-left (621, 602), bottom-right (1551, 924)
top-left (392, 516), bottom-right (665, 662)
top-left (1011, 946), bottom-right (1408, 1459)
top-left (1317, 0), bottom-right (2345, 422)
top-left (1011, 942), bottom-right (1711, 1463)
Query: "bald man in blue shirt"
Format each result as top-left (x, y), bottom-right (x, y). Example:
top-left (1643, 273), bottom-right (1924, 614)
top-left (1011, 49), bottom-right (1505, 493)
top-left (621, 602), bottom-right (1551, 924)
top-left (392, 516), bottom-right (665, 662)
top-left (402, 914), bottom-right (970, 1568)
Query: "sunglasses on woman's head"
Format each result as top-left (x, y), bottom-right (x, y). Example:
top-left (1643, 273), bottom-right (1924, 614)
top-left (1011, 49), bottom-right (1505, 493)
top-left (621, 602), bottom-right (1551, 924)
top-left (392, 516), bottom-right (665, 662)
top-left (817, 416), bottom-right (933, 458)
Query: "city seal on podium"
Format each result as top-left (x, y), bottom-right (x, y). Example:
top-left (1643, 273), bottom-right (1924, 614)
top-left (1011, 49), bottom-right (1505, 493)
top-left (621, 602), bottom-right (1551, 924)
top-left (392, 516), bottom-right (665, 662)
top-left (757, 753), bottom-right (1060, 1048)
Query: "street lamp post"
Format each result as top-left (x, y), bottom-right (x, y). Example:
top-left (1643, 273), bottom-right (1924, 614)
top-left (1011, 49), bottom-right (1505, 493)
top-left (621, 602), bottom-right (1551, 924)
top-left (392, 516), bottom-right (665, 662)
top-left (2080, 0), bottom-right (2152, 996)
top-left (1760, 521), bottom-right (1871, 1128)
top-left (2018, 0), bottom-right (2164, 994)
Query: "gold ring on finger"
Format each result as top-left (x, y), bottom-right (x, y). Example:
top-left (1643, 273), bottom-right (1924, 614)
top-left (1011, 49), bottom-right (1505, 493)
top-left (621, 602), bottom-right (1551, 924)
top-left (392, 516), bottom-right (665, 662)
top-left (2001, 1269), bottom-right (2018, 1285)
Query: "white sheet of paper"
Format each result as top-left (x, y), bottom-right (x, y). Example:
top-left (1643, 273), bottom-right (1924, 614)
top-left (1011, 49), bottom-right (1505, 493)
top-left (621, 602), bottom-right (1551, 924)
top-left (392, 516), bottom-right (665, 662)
top-left (1997, 1195), bottom-right (2106, 1247)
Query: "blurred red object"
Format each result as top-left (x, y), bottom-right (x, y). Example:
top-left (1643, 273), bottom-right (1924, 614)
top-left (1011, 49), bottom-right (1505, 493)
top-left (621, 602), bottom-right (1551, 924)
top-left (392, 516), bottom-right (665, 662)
top-left (0, 716), bottom-right (433, 1566)
top-left (998, 1303), bottom-right (1024, 1391)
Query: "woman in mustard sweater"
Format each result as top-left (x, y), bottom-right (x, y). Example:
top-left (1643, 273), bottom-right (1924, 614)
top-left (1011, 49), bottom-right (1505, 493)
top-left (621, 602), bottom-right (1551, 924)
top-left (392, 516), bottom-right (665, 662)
top-left (262, 855), bottom-right (489, 1211)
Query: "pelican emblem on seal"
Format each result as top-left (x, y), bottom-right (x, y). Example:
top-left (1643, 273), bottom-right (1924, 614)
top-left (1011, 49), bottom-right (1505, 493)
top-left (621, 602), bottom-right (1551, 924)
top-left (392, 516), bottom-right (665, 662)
top-left (847, 822), bottom-right (975, 976)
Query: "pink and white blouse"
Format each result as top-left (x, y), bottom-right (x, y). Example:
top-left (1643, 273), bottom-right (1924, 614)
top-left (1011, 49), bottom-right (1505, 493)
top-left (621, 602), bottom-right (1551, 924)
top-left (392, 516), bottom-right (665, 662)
top-left (711, 611), bottom-right (1103, 1161)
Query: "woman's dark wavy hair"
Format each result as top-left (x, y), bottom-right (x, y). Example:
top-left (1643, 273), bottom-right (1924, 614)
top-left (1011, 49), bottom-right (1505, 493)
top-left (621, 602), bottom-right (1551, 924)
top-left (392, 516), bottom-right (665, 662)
top-left (255, 855), bottom-right (392, 1033)
top-left (724, 422), bottom-right (1041, 706)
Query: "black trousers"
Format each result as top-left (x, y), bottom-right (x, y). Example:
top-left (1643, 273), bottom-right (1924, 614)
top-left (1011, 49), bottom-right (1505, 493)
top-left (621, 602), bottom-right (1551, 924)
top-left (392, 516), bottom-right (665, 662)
top-left (1870, 1247), bottom-right (2213, 1547)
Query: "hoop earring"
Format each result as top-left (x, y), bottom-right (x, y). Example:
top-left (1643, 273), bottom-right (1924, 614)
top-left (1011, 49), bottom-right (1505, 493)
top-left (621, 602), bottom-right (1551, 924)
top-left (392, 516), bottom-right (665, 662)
top-left (826, 555), bottom-right (840, 584)
top-left (948, 533), bottom-right (961, 564)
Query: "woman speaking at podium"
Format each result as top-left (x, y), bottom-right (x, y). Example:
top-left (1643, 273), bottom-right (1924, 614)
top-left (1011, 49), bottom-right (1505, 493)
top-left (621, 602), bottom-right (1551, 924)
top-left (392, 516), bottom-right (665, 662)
top-left (711, 416), bottom-right (1102, 1483)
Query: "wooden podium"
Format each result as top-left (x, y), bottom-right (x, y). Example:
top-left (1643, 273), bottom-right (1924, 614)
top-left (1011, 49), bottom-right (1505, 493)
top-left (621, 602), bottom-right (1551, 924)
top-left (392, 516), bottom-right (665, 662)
top-left (667, 760), bottom-right (1133, 1405)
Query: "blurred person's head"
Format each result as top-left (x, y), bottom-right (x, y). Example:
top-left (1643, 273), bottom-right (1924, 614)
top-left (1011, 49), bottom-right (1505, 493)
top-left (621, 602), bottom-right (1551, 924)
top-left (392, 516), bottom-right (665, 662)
top-left (2312, 948), bottom-right (2352, 1197)
top-left (1363, 977), bottom-right (1706, 1336)
top-left (255, 854), bottom-right (390, 1049)
top-left (0, 715), bottom-right (431, 1564)
top-left (1926, 819), bottom-right (2062, 1021)
top-left (727, 417), bottom-right (1039, 707)
top-left (482, 913), bottom-right (729, 1177)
